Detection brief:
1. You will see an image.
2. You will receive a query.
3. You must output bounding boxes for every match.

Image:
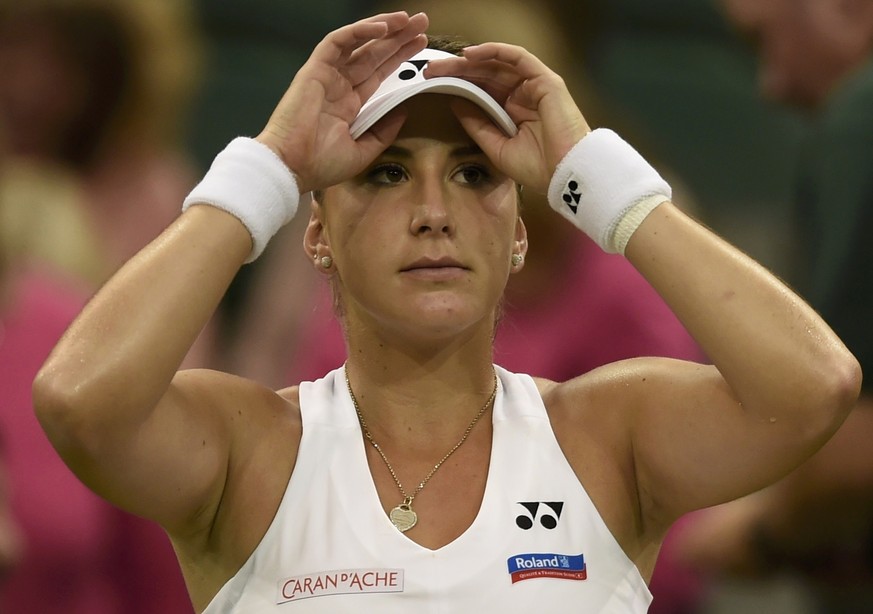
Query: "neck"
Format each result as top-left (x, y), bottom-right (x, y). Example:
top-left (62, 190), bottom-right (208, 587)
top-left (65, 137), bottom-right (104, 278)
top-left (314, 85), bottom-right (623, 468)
top-left (343, 321), bottom-right (497, 446)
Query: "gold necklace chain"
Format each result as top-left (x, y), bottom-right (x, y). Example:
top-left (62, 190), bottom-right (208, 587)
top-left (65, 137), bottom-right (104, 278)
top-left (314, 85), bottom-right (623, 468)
top-left (345, 368), bottom-right (498, 533)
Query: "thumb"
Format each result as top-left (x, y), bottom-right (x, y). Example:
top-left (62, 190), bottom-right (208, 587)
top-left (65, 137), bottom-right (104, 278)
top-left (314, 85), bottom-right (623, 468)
top-left (356, 108), bottom-right (408, 163)
top-left (450, 99), bottom-right (510, 167)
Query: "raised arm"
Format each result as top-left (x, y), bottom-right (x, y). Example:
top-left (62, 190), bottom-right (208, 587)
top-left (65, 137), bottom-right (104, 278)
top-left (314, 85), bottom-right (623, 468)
top-left (622, 200), bottom-right (859, 517)
top-left (32, 12), bottom-right (429, 534)
top-left (432, 43), bottom-right (861, 530)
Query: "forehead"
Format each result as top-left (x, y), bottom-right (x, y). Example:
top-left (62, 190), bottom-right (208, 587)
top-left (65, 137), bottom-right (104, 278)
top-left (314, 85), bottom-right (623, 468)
top-left (393, 93), bottom-right (474, 145)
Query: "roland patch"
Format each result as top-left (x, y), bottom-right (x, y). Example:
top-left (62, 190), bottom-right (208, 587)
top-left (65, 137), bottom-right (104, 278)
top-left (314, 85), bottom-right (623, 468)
top-left (507, 553), bottom-right (587, 584)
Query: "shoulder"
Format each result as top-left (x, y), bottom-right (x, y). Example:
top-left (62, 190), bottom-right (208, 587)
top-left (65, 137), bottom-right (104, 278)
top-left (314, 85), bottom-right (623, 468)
top-left (172, 371), bottom-right (303, 543)
top-left (169, 371), bottom-right (306, 603)
top-left (532, 360), bottom-right (653, 460)
top-left (174, 370), bottom-right (303, 476)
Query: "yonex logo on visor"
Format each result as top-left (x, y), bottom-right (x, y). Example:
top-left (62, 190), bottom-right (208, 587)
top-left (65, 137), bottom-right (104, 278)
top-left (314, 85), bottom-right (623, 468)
top-left (350, 48), bottom-right (518, 140)
top-left (399, 60), bottom-right (429, 80)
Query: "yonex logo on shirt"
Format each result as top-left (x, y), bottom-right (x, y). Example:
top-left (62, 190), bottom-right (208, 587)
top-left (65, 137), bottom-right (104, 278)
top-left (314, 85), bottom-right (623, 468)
top-left (515, 501), bottom-right (564, 529)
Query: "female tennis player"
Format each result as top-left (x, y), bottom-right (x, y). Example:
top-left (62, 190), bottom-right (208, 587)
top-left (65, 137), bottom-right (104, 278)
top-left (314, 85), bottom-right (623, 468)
top-left (33, 11), bottom-right (860, 612)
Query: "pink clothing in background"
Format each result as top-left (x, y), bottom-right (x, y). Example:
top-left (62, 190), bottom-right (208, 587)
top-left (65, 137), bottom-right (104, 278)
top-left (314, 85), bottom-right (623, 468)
top-left (493, 236), bottom-right (705, 380)
top-left (0, 270), bottom-right (192, 613)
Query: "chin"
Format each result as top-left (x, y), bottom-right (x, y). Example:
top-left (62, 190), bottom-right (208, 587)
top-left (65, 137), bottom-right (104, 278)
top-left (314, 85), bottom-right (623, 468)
top-left (402, 297), bottom-right (493, 338)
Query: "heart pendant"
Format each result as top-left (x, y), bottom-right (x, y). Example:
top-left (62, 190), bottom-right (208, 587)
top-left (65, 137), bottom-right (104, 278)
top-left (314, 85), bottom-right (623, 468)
top-left (389, 503), bottom-right (418, 532)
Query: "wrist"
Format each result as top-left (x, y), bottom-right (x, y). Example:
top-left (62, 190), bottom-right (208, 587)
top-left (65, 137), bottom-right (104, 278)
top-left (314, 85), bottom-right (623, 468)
top-left (182, 137), bottom-right (300, 263)
top-left (547, 129), bottom-right (671, 254)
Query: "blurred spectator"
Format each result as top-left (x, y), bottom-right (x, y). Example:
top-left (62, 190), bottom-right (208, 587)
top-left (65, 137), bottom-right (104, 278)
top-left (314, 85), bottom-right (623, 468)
top-left (0, 0), bottom-right (215, 366)
top-left (0, 0), bottom-right (203, 283)
top-left (673, 1), bottom-right (873, 612)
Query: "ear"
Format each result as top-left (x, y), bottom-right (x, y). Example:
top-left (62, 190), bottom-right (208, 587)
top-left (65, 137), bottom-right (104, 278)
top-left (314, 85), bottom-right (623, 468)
top-left (303, 197), bottom-right (332, 272)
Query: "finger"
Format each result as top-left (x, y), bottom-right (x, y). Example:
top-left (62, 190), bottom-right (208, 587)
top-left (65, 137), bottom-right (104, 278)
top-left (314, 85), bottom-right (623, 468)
top-left (425, 57), bottom-right (523, 103)
top-left (314, 12), bottom-right (412, 65)
top-left (353, 33), bottom-right (429, 102)
top-left (450, 99), bottom-right (511, 169)
top-left (354, 107), bottom-right (408, 166)
top-left (451, 99), bottom-right (550, 192)
top-left (462, 42), bottom-right (555, 79)
top-left (426, 43), bottom-right (556, 94)
top-left (346, 12), bottom-right (428, 85)
top-left (343, 13), bottom-right (428, 72)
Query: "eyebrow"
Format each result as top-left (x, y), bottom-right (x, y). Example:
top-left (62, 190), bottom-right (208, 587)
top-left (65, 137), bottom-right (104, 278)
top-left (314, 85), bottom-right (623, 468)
top-left (381, 144), bottom-right (485, 158)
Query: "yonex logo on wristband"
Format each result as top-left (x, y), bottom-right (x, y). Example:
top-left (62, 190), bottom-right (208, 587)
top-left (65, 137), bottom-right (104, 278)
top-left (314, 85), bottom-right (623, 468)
top-left (547, 129), bottom-right (672, 254)
top-left (561, 179), bottom-right (583, 215)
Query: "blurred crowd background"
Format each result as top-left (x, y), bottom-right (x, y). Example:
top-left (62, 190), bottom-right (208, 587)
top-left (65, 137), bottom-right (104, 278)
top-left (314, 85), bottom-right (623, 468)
top-left (0, 0), bottom-right (870, 612)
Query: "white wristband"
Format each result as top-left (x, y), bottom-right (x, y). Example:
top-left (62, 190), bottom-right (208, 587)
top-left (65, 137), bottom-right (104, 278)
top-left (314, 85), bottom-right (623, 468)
top-left (182, 137), bottom-right (300, 263)
top-left (547, 128), bottom-right (671, 254)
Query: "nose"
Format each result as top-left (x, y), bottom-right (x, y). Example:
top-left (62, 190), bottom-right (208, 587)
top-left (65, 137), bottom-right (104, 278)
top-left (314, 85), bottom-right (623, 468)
top-left (409, 176), bottom-right (455, 237)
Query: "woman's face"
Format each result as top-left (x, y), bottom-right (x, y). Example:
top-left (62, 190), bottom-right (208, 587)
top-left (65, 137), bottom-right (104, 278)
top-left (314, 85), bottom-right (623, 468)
top-left (309, 94), bottom-right (526, 344)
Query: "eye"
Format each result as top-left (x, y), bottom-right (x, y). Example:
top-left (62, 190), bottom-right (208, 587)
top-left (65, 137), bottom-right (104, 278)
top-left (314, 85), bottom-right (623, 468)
top-left (368, 163), bottom-right (408, 185)
top-left (454, 164), bottom-right (491, 186)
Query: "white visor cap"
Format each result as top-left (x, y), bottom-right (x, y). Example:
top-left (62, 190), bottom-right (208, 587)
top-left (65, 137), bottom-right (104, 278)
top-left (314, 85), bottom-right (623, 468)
top-left (350, 48), bottom-right (518, 139)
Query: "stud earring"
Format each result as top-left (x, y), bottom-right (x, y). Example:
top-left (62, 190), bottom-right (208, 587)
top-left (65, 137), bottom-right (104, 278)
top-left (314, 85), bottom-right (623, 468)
top-left (320, 256), bottom-right (333, 269)
top-left (511, 253), bottom-right (524, 267)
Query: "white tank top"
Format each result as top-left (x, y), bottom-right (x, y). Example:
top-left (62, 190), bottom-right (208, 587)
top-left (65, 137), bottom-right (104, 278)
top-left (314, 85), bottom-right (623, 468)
top-left (203, 366), bottom-right (652, 612)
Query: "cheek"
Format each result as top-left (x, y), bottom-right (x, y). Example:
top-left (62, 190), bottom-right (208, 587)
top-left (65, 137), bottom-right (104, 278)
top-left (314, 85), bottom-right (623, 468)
top-left (331, 209), bottom-right (400, 277)
top-left (486, 205), bottom-right (522, 259)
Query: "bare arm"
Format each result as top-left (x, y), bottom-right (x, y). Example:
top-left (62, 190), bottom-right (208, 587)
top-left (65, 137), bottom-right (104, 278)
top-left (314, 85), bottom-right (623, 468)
top-left (623, 204), bottom-right (860, 524)
top-left (32, 12), bottom-right (430, 536)
top-left (33, 206), bottom-right (257, 530)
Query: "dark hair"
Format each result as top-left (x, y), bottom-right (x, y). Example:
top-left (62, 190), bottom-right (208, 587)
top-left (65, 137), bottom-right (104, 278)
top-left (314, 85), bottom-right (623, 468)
top-left (426, 34), bottom-right (471, 56)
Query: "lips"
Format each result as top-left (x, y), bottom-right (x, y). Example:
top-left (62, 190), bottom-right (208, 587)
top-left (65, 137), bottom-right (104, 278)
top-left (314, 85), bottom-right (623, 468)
top-left (400, 257), bottom-right (468, 272)
top-left (399, 257), bottom-right (470, 281)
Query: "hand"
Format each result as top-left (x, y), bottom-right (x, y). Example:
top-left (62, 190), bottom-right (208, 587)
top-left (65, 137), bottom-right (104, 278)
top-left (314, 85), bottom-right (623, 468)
top-left (426, 43), bottom-right (590, 194)
top-left (256, 12), bottom-right (429, 193)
